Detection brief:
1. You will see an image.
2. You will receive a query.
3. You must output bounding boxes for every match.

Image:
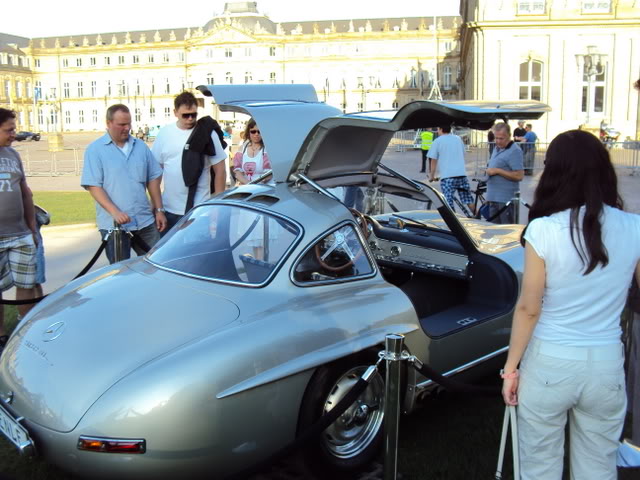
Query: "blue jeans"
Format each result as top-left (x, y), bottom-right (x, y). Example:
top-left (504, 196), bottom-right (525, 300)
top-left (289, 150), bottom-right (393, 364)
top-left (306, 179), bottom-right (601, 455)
top-left (99, 222), bottom-right (160, 264)
top-left (160, 211), bottom-right (184, 238)
top-left (344, 186), bottom-right (364, 211)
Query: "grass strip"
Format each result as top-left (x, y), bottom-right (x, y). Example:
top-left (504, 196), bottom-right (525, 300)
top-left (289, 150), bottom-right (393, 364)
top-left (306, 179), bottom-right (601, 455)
top-left (32, 191), bottom-right (96, 226)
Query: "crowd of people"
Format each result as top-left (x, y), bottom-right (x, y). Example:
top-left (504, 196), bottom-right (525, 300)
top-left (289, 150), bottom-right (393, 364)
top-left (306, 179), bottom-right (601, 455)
top-left (1, 84), bottom-right (639, 478)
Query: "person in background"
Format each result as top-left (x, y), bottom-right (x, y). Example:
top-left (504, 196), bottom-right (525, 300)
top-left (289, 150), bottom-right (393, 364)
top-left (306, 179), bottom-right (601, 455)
top-left (419, 128), bottom-right (434, 173)
top-left (501, 129), bottom-right (640, 480)
top-left (81, 104), bottom-right (166, 264)
top-left (513, 120), bottom-right (526, 142)
top-left (485, 122), bottom-right (524, 224)
top-left (233, 120), bottom-right (271, 184)
top-left (0, 108), bottom-right (37, 346)
top-left (521, 123), bottom-right (538, 176)
top-left (152, 91), bottom-right (226, 234)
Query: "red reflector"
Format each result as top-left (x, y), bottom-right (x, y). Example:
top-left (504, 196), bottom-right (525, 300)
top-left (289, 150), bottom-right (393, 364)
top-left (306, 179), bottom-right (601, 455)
top-left (77, 436), bottom-right (146, 454)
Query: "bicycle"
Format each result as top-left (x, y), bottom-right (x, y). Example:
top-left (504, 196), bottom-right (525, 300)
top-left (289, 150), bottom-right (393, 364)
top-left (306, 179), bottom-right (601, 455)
top-left (453, 179), bottom-right (531, 222)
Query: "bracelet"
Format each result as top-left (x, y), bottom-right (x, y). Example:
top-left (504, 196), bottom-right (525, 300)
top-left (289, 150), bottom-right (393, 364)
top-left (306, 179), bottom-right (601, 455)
top-left (500, 369), bottom-right (519, 379)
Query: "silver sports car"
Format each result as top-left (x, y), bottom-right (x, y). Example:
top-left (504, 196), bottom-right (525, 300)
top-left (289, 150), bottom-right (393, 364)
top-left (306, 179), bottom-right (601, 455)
top-left (0, 85), bottom-right (549, 479)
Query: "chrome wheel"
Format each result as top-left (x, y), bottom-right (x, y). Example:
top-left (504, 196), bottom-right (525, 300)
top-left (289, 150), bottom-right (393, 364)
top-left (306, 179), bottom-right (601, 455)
top-left (321, 366), bottom-right (385, 459)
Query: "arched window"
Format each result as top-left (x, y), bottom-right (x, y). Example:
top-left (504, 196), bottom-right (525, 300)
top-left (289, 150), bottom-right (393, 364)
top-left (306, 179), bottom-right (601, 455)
top-left (519, 60), bottom-right (543, 100)
top-left (225, 72), bottom-right (233, 84)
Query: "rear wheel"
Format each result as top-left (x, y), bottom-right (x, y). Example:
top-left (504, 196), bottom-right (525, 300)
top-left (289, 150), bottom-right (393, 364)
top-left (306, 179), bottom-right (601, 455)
top-left (297, 353), bottom-right (385, 478)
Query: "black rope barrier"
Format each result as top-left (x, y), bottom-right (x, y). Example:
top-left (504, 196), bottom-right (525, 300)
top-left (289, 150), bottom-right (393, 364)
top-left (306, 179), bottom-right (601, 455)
top-left (0, 240), bottom-right (108, 306)
top-left (412, 360), bottom-right (500, 396)
top-left (224, 370), bottom-right (375, 480)
top-left (129, 234), bottom-right (151, 254)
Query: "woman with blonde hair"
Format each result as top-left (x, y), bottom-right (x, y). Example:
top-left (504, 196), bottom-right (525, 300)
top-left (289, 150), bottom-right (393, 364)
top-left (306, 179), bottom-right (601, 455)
top-left (501, 129), bottom-right (640, 479)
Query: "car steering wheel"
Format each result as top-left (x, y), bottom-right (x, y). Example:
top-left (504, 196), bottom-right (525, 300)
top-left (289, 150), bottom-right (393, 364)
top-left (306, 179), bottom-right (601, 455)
top-left (349, 208), bottom-right (371, 240)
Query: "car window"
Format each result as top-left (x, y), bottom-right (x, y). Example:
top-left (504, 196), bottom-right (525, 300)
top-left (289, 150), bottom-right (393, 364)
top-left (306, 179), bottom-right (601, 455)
top-left (147, 204), bottom-right (300, 285)
top-left (293, 223), bottom-right (374, 284)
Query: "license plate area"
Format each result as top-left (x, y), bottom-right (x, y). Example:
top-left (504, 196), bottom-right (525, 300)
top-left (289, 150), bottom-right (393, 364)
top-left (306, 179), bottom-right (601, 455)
top-left (0, 403), bottom-right (34, 454)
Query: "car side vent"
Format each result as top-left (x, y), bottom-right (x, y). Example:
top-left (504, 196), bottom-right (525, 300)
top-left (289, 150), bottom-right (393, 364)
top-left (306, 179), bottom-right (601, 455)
top-left (248, 195), bottom-right (279, 206)
top-left (223, 192), bottom-right (253, 201)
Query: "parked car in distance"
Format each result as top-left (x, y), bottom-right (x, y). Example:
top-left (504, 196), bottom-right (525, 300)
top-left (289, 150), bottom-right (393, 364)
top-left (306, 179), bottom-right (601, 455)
top-left (14, 131), bottom-right (41, 141)
top-left (0, 84), bottom-right (551, 480)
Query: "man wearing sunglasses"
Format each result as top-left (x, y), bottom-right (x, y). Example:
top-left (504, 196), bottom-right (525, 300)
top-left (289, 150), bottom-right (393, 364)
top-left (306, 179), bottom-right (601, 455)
top-left (152, 91), bottom-right (227, 234)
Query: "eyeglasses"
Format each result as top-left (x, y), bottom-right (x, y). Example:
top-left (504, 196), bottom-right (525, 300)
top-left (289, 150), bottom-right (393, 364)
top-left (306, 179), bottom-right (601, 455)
top-left (181, 112), bottom-right (198, 119)
top-left (250, 129), bottom-right (261, 134)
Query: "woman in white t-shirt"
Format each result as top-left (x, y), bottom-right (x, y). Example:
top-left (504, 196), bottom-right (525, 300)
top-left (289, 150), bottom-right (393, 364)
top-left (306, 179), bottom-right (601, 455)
top-left (501, 129), bottom-right (640, 480)
top-left (232, 120), bottom-right (271, 185)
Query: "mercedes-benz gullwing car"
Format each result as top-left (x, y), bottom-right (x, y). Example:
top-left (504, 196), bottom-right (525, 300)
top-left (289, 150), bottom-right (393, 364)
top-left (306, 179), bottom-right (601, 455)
top-left (0, 85), bottom-right (549, 479)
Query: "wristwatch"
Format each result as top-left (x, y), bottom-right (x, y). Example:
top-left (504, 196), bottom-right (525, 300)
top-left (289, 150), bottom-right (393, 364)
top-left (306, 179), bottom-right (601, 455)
top-left (155, 207), bottom-right (166, 214)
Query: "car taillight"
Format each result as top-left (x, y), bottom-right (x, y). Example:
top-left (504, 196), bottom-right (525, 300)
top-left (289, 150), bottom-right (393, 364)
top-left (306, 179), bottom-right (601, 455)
top-left (77, 436), bottom-right (146, 454)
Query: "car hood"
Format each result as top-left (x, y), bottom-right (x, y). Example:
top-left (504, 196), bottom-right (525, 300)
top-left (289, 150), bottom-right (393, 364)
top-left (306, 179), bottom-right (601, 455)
top-left (459, 218), bottom-right (524, 254)
top-left (0, 261), bottom-right (240, 432)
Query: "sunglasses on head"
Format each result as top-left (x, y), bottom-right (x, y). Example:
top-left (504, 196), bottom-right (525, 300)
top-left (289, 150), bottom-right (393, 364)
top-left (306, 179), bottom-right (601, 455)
top-left (181, 112), bottom-right (198, 119)
top-left (250, 129), bottom-right (261, 134)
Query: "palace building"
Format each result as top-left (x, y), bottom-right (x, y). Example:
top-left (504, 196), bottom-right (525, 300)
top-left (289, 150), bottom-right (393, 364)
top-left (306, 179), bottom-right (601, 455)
top-left (0, 2), bottom-right (461, 133)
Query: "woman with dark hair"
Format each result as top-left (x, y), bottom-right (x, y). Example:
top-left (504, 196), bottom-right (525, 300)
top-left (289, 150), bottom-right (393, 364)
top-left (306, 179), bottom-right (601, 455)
top-left (501, 129), bottom-right (640, 479)
top-left (232, 119), bottom-right (271, 185)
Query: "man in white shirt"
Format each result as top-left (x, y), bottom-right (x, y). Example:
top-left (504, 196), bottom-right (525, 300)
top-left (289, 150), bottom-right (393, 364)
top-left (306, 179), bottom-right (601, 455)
top-left (152, 92), bottom-right (227, 234)
top-left (428, 125), bottom-right (474, 213)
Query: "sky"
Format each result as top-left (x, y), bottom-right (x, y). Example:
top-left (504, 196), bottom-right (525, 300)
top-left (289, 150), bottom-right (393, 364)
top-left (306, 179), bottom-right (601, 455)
top-left (0, 0), bottom-right (461, 38)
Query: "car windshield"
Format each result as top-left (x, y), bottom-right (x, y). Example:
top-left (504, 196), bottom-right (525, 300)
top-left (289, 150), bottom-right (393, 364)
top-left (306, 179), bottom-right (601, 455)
top-left (147, 204), bottom-right (300, 285)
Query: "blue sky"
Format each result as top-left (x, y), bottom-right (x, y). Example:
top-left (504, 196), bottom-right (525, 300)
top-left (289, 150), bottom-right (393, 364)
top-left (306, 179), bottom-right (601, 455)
top-left (1, 0), bottom-right (461, 38)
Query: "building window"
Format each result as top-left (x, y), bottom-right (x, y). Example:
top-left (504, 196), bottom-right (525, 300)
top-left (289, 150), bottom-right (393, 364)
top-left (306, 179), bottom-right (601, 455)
top-left (226, 72), bottom-right (233, 84)
top-left (91, 81), bottom-right (97, 96)
top-left (150, 80), bottom-right (155, 94)
top-left (582, 1), bottom-right (611, 13)
top-left (517, 1), bottom-right (545, 14)
top-left (135, 80), bottom-right (141, 95)
top-left (519, 60), bottom-right (543, 101)
top-left (76, 58), bottom-right (82, 67)
top-left (269, 72), bottom-right (276, 84)
top-left (92, 110), bottom-right (98, 123)
top-left (38, 109), bottom-right (44, 126)
top-left (104, 56), bottom-right (111, 66)
top-left (135, 108), bottom-right (141, 122)
top-left (165, 78), bottom-right (170, 94)
top-left (118, 55), bottom-right (125, 65)
top-left (392, 101), bottom-right (399, 109)
top-left (65, 111), bottom-right (71, 125)
top-left (150, 107), bottom-right (155, 119)
top-left (443, 65), bottom-right (452, 89)
top-left (3, 80), bottom-right (9, 98)
top-left (148, 54), bottom-right (154, 63)
top-left (107, 80), bottom-right (112, 96)
top-left (132, 55), bottom-right (139, 64)
top-left (90, 57), bottom-right (96, 66)
top-left (206, 73), bottom-right (214, 84)
top-left (164, 107), bottom-right (171, 119)
top-left (163, 53), bottom-right (170, 63)
top-left (244, 71), bottom-right (253, 84)
top-left (244, 47), bottom-right (252, 57)
top-left (15, 81), bottom-right (21, 98)
top-left (206, 48), bottom-right (214, 59)
top-left (444, 41), bottom-right (453, 53)
top-left (79, 110), bottom-right (84, 124)
top-left (269, 46), bottom-right (276, 57)
top-left (26, 81), bottom-right (31, 98)
top-left (35, 58), bottom-right (41, 68)
top-left (63, 82), bottom-right (70, 98)
top-left (581, 63), bottom-right (606, 115)
top-left (62, 58), bottom-right (69, 67)
top-left (77, 82), bottom-right (83, 97)
top-left (357, 102), bottom-right (364, 112)
top-left (225, 48), bottom-right (232, 58)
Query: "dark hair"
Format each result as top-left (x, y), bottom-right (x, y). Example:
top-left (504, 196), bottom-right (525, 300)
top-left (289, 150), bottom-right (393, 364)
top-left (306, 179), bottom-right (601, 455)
top-left (241, 119), bottom-right (264, 148)
top-left (106, 104), bottom-right (130, 121)
top-left (0, 108), bottom-right (16, 126)
top-left (174, 91), bottom-right (197, 110)
top-left (522, 129), bottom-right (623, 274)
top-left (438, 125), bottom-right (452, 133)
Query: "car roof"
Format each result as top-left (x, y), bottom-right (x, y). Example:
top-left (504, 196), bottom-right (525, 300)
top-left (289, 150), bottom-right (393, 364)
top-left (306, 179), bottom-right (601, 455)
top-left (197, 84), bottom-right (550, 183)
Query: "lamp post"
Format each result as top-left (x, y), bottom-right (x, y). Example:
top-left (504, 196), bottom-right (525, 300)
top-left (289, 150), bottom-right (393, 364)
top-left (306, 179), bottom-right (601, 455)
top-left (575, 45), bottom-right (607, 126)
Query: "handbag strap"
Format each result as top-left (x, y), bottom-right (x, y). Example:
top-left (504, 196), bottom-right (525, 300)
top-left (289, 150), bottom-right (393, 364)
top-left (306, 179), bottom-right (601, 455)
top-left (495, 405), bottom-right (520, 479)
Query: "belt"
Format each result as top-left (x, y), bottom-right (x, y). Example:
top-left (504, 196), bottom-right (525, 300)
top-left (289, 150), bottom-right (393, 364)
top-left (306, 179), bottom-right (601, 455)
top-left (530, 338), bottom-right (623, 361)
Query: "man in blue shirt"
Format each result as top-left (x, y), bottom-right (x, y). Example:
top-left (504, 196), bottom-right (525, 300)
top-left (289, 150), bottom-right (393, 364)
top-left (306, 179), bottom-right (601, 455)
top-left (521, 123), bottom-right (538, 176)
top-left (485, 122), bottom-right (524, 224)
top-left (81, 104), bottom-right (167, 264)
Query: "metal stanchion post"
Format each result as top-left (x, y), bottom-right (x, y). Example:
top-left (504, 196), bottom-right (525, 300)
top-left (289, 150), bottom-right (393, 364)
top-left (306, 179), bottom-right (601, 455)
top-left (512, 191), bottom-right (521, 224)
top-left (112, 221), bottom-right (124, 262)
top-left (383, 333), bottom-right (404, 480)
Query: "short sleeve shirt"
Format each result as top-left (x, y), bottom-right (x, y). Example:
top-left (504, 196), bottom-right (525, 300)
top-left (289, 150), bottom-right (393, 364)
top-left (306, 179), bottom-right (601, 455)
top-left (81, 134), bottom-right (162, 231)
top-left (0, 146), bottom-right (29, 237)
top-left (427, 133), bottom-right (466, 179)
top-left (525, 206), bottom-right (640, 346)
top-left (486, 142), bottom-right (523, 203)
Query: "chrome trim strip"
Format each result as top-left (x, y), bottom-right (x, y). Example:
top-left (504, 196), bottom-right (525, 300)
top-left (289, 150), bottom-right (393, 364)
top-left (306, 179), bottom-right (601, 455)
top-left (415, 346), bottom-right (509, 391)
top-left (296, 173), bottom-right (341, 201)
top-left (378, 163), bottom-right (425, 192)
top-left (248, 169), bottom-right (273, 185)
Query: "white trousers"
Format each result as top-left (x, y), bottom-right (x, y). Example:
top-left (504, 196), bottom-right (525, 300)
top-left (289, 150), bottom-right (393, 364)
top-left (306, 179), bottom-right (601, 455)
top-left (517, 338), bottom-right (627, 480)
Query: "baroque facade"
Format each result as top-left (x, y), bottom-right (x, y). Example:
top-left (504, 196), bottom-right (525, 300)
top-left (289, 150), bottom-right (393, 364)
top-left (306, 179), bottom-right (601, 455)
top-left (0, 2), bottom-right (461, 133)
top-left (459, 0), bottom-right (640, 142)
